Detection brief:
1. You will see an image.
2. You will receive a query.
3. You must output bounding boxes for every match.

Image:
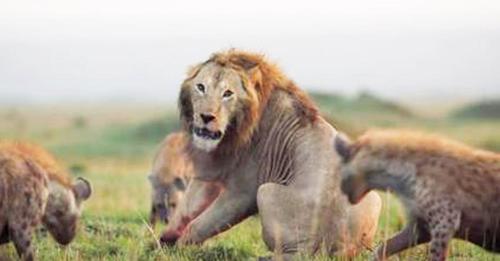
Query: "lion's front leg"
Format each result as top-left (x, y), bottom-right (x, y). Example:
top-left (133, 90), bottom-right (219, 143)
top-left (160, 179), bottom-right (221, 245)
top-left (178, 188), bottom-right (256, 245)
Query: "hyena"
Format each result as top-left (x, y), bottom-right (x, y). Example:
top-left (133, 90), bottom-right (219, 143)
top-left (148, 132), bottom-right (194, 226)
top-left (0, 142), bottom-right (92, 260)
top-left (334, 130), bottom-right (500, 261)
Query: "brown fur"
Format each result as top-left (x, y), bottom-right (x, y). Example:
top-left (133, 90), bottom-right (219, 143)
top-left (0, 141), bottom-right (92, 260)
top-left (0, 142), bottom-right (72, 187)
top-left (356, 129), bottom-right (500, 164)
top-left (336, 129), bottom-right (500, 260)
top-left (152, 132), bottom-right (193, 186)
top-left (0, 151), bottom-right (49, 260)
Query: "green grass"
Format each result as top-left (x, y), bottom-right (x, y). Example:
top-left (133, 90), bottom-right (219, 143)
top-left (0, 98), bottom-right (499, 260)
top-left (451, 99), bottom-right (500, 119)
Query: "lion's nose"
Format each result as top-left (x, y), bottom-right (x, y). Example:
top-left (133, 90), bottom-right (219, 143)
top-left (200, 113), bottom-right (216, 124)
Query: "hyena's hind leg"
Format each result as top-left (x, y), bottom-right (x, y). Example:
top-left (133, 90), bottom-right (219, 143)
top-left (345, 191), bottom-right (381, 256)
top-left (257, 183), bottom-right (318, 261)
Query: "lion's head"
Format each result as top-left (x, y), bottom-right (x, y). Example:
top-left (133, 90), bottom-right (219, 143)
top-left (178, 50), bottom-right (317, 153)
top-left (179, 51), bottom-right (266, 152)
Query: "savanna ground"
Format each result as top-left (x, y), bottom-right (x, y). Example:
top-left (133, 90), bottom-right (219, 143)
top-left (0, 93), bottom-right (499, 260)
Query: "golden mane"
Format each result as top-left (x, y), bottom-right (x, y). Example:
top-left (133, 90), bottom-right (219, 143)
top-left (357, 129), bottom-right (500, 162)
top-left (0, 141), bottom-right (72, 187)
top-left (179, 49), bottom-right (319, 149)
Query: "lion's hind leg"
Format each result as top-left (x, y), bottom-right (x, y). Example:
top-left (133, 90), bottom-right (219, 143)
top-left (344, 191), bottom-right (382, 256)
top-left (257, 183), bottom-right (317, 260)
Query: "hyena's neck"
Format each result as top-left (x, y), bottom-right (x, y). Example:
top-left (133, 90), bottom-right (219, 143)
top-left (366, 160), bottom-right (417, 199)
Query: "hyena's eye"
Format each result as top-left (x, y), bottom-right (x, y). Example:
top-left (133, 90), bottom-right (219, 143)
top-left (222, 90), bottom-right (233, 99)
top-left (174, 177), bottom-right (186, 190)
top-left (196, 83), bottom-right (205, 93)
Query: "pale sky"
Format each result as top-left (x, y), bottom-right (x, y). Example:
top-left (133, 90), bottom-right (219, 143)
top-left (1, 0), bottom-right (499, 105)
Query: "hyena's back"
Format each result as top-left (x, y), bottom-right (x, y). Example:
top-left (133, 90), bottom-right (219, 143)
top-left (0, 152), bottom-right (49, 243)
top-left (402, 136), bottom-right (500, 252)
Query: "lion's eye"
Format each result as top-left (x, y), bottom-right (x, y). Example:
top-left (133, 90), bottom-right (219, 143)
top-left (196, 83), bottom-right (205, 93)
top-left (222, 90), bottom-right (233, 98)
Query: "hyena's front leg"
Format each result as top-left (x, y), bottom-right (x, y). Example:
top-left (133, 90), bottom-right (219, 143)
top-left (9, 225), bottom-right (35, 261)
top-left (374, 218), bottom-right (430, 260)
top-left (426, 206), bottom-right (460, 261)
top-left (160, 179), bottom-right (222, 245)
top-left (149, 186), bottom-right (168, 227)
top-left (0, 221), bottom-right (8, 244)
top-left (178, 187), bottom-right (256, 245)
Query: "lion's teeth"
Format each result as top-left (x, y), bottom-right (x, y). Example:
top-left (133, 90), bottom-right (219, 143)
top-left (193, 127), bottom-right (222, 140)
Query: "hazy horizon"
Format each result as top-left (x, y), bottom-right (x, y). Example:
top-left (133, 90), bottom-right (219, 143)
top-left (1, 0), bottom-right (500, 106)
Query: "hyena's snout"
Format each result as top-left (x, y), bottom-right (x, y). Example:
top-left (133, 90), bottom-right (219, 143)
top-left (341, 175), bottom-right (368, 204)
top-left (341, 176), bottom-right (356, 203)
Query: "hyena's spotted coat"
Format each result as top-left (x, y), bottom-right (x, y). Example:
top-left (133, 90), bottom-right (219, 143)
top-left (334, 130), bottom-right (500, 261)
top-left (0, 142), bottom-right (92, 260)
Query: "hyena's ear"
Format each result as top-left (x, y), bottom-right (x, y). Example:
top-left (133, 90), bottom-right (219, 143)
top-left (334, 133), bottom-right (353, 163)
top-left (73, 177), bottom-right (92, 201)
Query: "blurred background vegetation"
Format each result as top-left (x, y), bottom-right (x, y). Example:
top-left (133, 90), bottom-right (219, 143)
top-left (0, 92), bottom-right (499, 260)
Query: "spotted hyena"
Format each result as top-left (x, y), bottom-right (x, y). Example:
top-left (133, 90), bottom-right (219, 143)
top-left (148, 132), bottom-right (193, 226)
top-left (0, 142), bottom-right (92, 260)
top-left (334, 130), bottom-right (500, 261)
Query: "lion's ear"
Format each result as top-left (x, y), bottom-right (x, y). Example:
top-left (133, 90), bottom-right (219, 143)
top-left (185, 64), bottom-right (202, 80)
top-left (232, 56), bottom-right (259, 71)
top-left (334, 133), bottom-right (353, 163)
top-left (178, 83), bottom-right (193, 130)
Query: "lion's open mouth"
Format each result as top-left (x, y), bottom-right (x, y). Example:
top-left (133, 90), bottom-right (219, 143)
top-left (193, 127), bottom-right (222, 140)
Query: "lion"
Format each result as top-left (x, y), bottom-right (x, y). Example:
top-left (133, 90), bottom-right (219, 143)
top-left (0, 142), bottom-right (92, 260)
top-left (148, 132), bottom-right (194, 226)
top-left (159, 50), bottom-right (382, 259)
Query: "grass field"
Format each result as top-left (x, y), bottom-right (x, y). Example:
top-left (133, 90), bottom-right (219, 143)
top-left (0, 95), bottom-right (499, 260)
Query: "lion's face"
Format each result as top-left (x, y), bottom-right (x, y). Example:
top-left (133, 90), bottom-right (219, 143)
top-left (184, 63), bottom-right (250, 152)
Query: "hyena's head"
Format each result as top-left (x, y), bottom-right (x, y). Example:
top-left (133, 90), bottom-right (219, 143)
top-left (335, 131), bottom-right (417, 204)
top-left (42, 177), bottom-right (92, 245)
top-left (150, 175), bottom-right (187, 223)
top-left (334, 133), bottom-right (380, 204)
